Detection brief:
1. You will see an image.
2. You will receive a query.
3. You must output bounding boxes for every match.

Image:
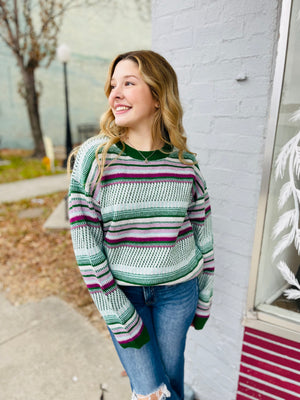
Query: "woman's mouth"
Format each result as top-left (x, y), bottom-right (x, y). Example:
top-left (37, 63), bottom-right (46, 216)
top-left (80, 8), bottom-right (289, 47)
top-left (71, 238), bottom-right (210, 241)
top-left (115, 105), bottom-right (131, 114)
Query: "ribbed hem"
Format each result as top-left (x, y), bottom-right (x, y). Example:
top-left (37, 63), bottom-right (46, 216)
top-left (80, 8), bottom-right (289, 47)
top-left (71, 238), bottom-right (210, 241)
top-left (192, 316), bottom-right (209, 330)
top-left (119, 326), bottom-right (150, 349)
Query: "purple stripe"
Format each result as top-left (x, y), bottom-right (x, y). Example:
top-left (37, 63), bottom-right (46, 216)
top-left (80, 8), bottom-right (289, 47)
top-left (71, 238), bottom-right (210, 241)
top-left (106, 227), bottom-right (190, 238)
top-left (87, 280), bottom-right (115, 291)
top-left (104, 233), bottom-right (194, 248)
top-left (180, 227), bottom-right (193, 236)
top-left (117, 324), bottom-right (145, 345)
top-left (102, 172), bottom-right (195, 180)
top-left (70, 215), bottom-right (98, 223)
top-left (203, 267), bottom-right (215, 272)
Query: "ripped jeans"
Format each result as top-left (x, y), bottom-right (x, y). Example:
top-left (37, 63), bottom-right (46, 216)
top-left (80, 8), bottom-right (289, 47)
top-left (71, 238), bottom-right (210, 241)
top-left (109, 278), bottom-right (199, 400)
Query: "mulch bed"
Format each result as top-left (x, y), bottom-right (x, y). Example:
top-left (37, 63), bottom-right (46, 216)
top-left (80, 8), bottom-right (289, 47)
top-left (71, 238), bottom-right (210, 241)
top-left (0, 191), bottom-right (108, 335)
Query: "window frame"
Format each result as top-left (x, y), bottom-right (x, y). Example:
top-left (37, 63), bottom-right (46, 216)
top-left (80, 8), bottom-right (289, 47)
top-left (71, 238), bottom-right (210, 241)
top-left (244, 0), bottom-right (300, 343)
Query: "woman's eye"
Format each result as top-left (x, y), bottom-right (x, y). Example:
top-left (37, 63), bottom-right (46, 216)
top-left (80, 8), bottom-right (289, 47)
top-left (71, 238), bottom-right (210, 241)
top-left (125, 81), bottom-right (134, 86)
top-left (110, 84), bottom-right (115, 90)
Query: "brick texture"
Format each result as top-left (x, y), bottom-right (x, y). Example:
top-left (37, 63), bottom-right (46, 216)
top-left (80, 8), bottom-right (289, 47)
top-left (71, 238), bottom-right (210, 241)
top-left (152, 1), bottom-right (281, 399)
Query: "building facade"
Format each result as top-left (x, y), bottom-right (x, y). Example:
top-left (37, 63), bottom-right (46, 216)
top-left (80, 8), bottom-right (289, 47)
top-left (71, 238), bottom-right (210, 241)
top-left (152, 1), bottom-right (300, 399)
top-left (0, 0), bottom-right (151, 149)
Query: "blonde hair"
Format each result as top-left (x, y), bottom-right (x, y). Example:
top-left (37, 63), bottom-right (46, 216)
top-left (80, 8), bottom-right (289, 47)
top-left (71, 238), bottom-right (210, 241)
top-left (69, 50), bottom-right (195, 179)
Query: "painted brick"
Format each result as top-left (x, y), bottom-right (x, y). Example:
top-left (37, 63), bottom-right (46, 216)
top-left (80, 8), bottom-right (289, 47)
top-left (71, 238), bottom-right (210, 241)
top-left (173, 9), bottom-right (196, 30)
top-left (192, 133), bottom-right (264, 156)
top-left (238, 96), bottom-right (269, 117)
top-left (152, 1), bottom-right (281, 399)
top-left (202, 3), bottom-right (224, 24)
top-left (214, 116), bottom-right (266, 136)
top-left (244, 11), bottom-right (277, 35)
top-left (217, 233), bottom-right (254, 258)
top-left (152, 15), bottom-right (174, 38)
top-left (180, 82), bottom-right (215, 101)
top-left (243, 0), bottom-right (277, 15)
top-left (175, 66), bottom-right (193, 85)
top-left (191, 59), bottom-right (243, 82)
top-left (222, 0), bottom-right (268, 19)
top-left (219, 33), bottom-right (275, 59)
top-left (209, 151), bottom-right (263, 175)
top-left (242, 55), bottom-right (274, 78)
top-left (159, 28), bottom-right (193, 51)
top-left (183, 114), bottom-right (214, 134)
top-left (192, 43), bottom-right (221, 65)
top-left (213, 215), bottom-right (255, 242)
top-left (192, 99), bottom-right (238, 116)
top-left (171, 49), bottom-right (193, 67)
top-left (195, 23), bottom-right (225, 45)
top-left (221, 18), bottom-right (245, 40)
top-left (153, 0), bottom-right (194, 17)
top-left (215, 78), bottom-right (271, 99)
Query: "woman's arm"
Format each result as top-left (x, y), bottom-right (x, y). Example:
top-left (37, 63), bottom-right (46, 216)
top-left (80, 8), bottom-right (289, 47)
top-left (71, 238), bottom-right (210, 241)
top-left (68, 146), bottom-right (149, 349)
top-left (189, 163), bottom-right (214, 329)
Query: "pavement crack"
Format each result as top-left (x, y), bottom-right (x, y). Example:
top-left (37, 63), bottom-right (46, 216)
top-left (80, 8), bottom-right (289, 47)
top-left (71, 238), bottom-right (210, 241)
top-left (0, 323), bottom-right (40, 346)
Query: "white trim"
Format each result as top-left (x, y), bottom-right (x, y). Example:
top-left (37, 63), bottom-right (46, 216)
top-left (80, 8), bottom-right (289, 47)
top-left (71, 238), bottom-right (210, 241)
top-left (245, 0), bottom-right (300, 339)
top-left (239, 372), bottom-right (300, 397)
top-left (243, 312), bottom-right (300, 342)
top-left (242, 342), bottom-right (300, 363)
top-left (238, 381), bottom-right (289, 400)
top-left (245, 330), bottom-right (300, 352)
top-left (241, 351), bottom-right (300, 376)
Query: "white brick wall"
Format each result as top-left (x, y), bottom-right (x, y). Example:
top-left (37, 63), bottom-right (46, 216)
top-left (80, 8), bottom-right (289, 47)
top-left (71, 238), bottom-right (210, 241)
top-left (152, 1), bottom-right (281, 399)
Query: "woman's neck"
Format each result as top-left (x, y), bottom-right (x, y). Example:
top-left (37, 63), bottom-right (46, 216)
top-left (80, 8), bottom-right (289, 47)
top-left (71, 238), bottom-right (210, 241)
top-left (125, 132), bottom-right (163, 151)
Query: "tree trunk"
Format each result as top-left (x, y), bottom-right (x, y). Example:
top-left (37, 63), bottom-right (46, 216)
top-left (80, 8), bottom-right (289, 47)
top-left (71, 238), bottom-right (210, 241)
top-left (22, 67), bottom-right (46, 158)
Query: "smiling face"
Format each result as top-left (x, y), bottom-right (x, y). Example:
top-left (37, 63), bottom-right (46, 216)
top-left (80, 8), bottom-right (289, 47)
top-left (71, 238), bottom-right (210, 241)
top-left (108, 59), bottom-right (158, 136)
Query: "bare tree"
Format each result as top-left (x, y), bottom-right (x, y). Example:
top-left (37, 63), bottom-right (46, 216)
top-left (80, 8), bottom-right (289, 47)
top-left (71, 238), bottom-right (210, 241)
top-left (0, 0), bottom-right (97, 157)
top-left (0, 0), bottom-right (150, 157)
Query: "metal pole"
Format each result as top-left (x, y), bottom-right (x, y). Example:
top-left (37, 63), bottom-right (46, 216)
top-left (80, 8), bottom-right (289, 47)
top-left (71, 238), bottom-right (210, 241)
top-left (63, 61), bottom-right (72, 167)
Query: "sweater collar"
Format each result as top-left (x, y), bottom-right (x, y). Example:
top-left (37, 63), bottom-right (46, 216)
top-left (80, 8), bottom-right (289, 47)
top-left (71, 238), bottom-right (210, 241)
top-left (115, 141), bottom-right (173, 162)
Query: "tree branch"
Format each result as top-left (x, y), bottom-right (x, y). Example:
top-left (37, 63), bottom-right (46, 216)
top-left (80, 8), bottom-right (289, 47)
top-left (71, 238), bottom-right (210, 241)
top-left (12, 0), bottom-right (21, 53)
top-left (0, 1), bottom-right (20, 56)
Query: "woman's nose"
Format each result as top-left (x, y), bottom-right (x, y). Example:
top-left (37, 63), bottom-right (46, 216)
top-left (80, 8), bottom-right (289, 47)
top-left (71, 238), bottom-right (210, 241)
top-left (110, 85), bottom-right (124, 99)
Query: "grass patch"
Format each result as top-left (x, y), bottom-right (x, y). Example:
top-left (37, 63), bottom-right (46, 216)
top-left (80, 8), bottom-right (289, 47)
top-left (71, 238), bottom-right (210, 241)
top-left (0, 149), bottom-right (65, 184)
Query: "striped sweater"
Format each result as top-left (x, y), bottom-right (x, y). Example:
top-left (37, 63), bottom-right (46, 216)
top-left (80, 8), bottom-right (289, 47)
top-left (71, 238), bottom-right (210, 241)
top-left (68, 136), bottom-right (214, 349)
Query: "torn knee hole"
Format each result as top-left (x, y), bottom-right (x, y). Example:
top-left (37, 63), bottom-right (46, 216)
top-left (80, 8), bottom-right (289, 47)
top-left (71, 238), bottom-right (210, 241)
top-left (133, 383), bottom-right (171, 400)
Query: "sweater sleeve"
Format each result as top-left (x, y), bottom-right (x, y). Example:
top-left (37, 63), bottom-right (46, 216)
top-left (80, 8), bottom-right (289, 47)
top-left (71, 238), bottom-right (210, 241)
top-left (68, 144), bottom-right (149, 349)
top-left (189, 163), bottom-right (214, 330)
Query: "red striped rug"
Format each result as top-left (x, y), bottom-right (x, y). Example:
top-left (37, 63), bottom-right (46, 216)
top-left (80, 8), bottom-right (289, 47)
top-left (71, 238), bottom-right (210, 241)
top-left (236, 327), bottom-right (300, 400)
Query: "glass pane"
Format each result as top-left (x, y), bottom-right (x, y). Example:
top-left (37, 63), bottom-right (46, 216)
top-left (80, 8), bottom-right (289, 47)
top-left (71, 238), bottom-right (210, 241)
top-left (255, 0), bottom-right (300, 320)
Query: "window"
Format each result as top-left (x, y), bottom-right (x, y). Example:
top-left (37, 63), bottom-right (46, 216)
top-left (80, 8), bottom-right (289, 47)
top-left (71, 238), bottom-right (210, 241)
top-left (247, 0), bottom-right (300, 339)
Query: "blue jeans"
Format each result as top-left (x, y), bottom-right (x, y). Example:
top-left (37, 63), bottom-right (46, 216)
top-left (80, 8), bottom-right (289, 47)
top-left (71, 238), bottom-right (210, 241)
top-left (109, 278), bottom-right (199, 399)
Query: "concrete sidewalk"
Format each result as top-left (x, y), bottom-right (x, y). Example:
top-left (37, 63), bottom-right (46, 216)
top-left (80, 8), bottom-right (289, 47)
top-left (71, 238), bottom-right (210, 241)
top-left (0, 175), bottom-right (196, 400)
top-left (0, 293), bottom-right (131, 400)
top-left (0, 175), bottom-right (131, 399)
top-left (0, 174), bottom-right (69, 203)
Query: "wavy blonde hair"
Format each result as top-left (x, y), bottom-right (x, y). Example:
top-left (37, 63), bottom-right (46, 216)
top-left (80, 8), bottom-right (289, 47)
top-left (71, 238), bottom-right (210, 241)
top-left (69, 50), bottom-right (195, 179)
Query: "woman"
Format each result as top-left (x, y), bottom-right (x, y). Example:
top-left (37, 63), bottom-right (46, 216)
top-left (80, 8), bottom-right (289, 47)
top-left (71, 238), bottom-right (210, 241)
top-left (68, 50), bottom-right (214, 400)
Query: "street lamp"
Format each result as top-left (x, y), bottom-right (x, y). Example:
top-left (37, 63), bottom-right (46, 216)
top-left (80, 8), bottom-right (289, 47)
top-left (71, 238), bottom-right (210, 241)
top-left (57, 43), bottom-right (73, 167)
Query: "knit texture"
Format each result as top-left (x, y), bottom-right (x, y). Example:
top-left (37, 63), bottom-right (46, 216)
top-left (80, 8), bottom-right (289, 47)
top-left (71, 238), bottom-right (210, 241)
top-left (69, 136), bottom-right (214, 348)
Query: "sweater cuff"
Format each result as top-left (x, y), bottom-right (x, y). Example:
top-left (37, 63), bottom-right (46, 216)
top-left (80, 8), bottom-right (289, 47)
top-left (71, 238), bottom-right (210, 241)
top-left (119, 325), bottom-right (150, 349)
top-left (192, 316), bottom-right (209, 330)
